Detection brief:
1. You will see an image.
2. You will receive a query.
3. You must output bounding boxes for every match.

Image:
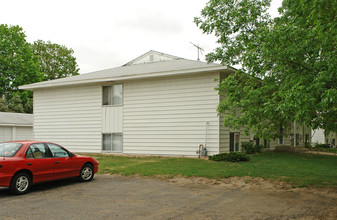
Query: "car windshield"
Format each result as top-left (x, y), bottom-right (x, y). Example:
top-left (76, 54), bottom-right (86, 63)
top-left (0, 143), bottom-right (23, 157)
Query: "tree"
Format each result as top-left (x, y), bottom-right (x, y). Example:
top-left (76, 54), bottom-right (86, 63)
top-left (0, 98), bottom-right (8, 112)
top-left (0, 24), bottom-right (42, 113)
top-left (31, 40), bottom-right (80, 80)
top-left (8, 93), bottom-right (24, 113)
top-left (195, 0), bottom-right (337, 138)
top-left (1, 25), bottom-right (80, 113)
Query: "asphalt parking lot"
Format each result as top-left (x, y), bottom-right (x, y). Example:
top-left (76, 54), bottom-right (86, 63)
top-left (1, 175), bottom-right (336, 219)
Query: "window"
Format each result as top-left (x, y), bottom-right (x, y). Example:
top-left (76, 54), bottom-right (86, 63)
top-left (102, 133), bottom-right (123, 152)
top-left (254, 136), bottom-right (260, 146)
top-left (103, 84), bottom-right (123, 106)
top-left (332, 139), bottom-right (336, 146)
top-left (264, 139), bottom-right (270, 148)
top-left (230, 132), bottom-right (240, 152)
top-left (279, 126), bottom-right (284, 144)
top-left (296, 134), bottom-right (300, 146)
top-left (305, 134), bottom-right (309, 144)
top-left (26, 143), bottom-right (52, 158)
top-left (47, 143), bottom-right (69, 157)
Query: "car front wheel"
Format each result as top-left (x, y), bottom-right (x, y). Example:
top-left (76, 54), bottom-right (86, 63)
top-left (10, 172), bottom-right (31, 195)
top-left (79, 164), bottom-right (94, 182)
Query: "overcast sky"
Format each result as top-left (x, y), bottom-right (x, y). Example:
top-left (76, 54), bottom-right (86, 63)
top-left (1, 0), bottom-right (283, 74)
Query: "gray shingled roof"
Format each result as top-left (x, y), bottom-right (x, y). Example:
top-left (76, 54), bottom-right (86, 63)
top-left (0, 112), bottom-right (33, 126)
top-left (20, 58), bottom-right (234, 90)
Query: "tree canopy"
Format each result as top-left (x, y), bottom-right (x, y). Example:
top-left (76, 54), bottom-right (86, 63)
top-left (31, 40), bottom-right (79, 81)
top-left (0, 24), bottom-right (80, 113)
top-left (0, 24), bottom-right (42, 113)
top-left (195, 0), bottom-right (337, 138)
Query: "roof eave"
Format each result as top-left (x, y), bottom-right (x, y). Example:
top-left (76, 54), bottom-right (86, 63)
top-left (19, 65), bottom-right (234, 90)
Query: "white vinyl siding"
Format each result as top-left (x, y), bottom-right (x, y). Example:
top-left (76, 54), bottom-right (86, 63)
top-left (0, 126), bottom-right (33, 142)
top-left (33, 85), bottom-right (102, 153)
top-left (0, 127), bottom-right (12, 142)
top-left (102, 107), bottom-right (123, 133)
top-left (123, 73), bottom-right (220, 156)
top-left (15, 127), bottom-right (33, 140)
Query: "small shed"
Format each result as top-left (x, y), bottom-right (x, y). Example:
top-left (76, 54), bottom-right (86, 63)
top-left (0, 112), bottom-right (33, 142)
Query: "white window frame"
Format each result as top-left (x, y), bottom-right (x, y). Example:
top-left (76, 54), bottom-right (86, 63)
top-left (102, 133), bottom-right (123, 153)
top-left (102, 84), bottom-right (123, 106)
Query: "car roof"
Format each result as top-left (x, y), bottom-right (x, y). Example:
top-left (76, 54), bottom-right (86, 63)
top-left (4, 140), bottom-right (51, 144)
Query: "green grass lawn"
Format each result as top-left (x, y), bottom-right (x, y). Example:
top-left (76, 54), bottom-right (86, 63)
top-left (310, 147), bottom-right (337, 154)
top-left (84, 152), bottom-right (337, 188)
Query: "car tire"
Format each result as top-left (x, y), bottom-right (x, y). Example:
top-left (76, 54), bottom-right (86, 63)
top-left (79, 164), bottom-right (94, 182)
top-left (10, 172), bottom-right (31, 195)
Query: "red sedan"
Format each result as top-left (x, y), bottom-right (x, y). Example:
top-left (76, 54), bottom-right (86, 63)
top-left (0, 141), bottom-right (98, 195)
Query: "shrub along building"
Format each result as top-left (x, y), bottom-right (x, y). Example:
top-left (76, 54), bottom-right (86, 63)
top-left (20, 51), bottom-right (311, 156)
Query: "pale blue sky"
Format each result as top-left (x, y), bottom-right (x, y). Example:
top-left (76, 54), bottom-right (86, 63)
top-left (1, 0), bottom-right (283, 73)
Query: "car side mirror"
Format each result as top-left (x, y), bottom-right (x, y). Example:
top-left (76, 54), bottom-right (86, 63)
top-left (69, 153), bottom-right (75, 158)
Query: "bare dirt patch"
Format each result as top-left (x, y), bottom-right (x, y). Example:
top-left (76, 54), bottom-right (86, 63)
top-left (164, 176), bottom-right (337, 219)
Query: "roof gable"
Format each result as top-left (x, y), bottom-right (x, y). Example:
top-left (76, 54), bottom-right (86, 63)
top-left (123, 50), bottom-right (183, 66)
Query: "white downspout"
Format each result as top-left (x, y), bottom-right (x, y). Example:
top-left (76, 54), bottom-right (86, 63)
top-left (205, 122), bottom-right (209, 148)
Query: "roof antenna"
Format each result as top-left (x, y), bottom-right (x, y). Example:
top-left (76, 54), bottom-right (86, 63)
top-left (190, 42), bottom-right (204, 61)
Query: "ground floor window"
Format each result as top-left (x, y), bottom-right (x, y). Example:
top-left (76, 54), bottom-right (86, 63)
top-left (254, 136), bottom-right (260, 146)
top-left (279, 127), bottom-right (284, 144)
top-left (264, 139), bottom-right (270, 148)
top-left (102, 133), bottom-right (123, 152)
top-left (230, 132), bottom-right (240, 152)
top-left (305, 134), bottom-right (309, 144)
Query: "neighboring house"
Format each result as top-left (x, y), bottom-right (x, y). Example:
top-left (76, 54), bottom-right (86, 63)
top-left (325, 132), bottom-right (337, 147)
top-left (312, 129), bottom-right (325, 144)
top-left (312, 129), bottom-right (337, 146)
top-left (20, 50), bottom-right (311, 156)
top-left (0, 112), bottom-right (33, 142)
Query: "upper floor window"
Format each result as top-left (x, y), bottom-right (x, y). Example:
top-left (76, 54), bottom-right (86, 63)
top-left (103, 84), bottom-right (123, 106)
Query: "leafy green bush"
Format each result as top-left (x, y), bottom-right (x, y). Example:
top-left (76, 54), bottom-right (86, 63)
top-left (208, 153), bottom-right (227, 161)
top-left (314, 143), bottom-right (332, 148)
top-left (305, 143), bottom-right (313, 149)
top-left (242, 141), bottom-right (264, 154)
top-left (209, 152), bottom-right (250, 162)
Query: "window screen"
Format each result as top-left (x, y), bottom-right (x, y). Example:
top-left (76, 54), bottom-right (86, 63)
top-left (103, 84), bottom-right (123, 106)
top-left (102, 133), bottom-right (123, 152)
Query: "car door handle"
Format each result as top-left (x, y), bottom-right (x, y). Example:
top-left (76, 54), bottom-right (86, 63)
top-left (27, 163), bottom-right (32, 166)
top-left (56, 161), bottom-right (60, 164)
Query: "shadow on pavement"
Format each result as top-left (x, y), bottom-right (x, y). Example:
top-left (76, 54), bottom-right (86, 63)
top-left (0, 177), bottom-right (80, 197)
